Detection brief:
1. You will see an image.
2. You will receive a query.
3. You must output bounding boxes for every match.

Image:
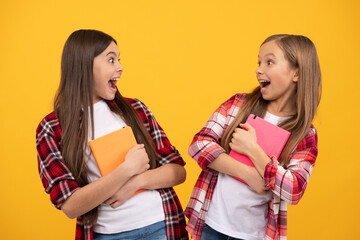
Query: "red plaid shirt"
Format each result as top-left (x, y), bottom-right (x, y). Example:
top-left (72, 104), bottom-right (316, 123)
top-left (185, 93), bottom-right (318, 240)
top-left (36, 98), bottom-right (188, 240)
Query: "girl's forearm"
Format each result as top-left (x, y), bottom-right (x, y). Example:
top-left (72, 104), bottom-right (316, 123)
top-left (61, 163), bottom-right (135, 219)
top-left (136, 163), bottom-right (186, 190)
top-left (246, 144), bottom-right (271, 178)
top-left (104, 163), bottom-right (186, 208)
top-left (208, 153), bottom-right (267, 193)
top-left (61, 144), bottom-right (150, 218)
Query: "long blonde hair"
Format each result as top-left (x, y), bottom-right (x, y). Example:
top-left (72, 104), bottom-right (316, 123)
top-left (221, 34), bottom-right (322, 166)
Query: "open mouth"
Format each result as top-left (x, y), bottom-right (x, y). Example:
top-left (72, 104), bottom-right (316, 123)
top-left (109, 78), bottom-right (119, 91)
top-left (259, 80), bottom-right (270, 88)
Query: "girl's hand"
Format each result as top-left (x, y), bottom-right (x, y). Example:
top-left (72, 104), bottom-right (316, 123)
top-left (122, 144), bottom-right (150, 176)
top-left (104, 175), bottom-right (141, 208)
top-left (229, 123), bottom-right (258, 156)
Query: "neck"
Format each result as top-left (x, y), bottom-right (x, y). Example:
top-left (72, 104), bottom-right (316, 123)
top-left (267, 97), bottom-right (296, 117)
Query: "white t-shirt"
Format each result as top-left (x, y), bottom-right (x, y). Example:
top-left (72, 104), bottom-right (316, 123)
top-left (84, 100), bottom-right (165, 234)
top-left (205, 112), bottom-right (288, 240)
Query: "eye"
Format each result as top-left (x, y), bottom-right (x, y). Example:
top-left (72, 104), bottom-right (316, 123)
top-left (109, 58), bottom-right (115, 63)
top-left (267, 60), bottom-right (274, 65)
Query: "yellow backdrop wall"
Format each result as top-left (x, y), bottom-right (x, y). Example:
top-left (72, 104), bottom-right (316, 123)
top-left (0, 0), bottom-right (359, 239)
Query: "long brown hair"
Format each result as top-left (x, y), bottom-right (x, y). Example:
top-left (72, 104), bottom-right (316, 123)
top-left (54, 29), bottom-right (157, 225)
top-left (221, 34), bottom-right (322, 166)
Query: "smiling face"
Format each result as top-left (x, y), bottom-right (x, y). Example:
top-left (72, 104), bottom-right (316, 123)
top-left (92, 41), bottom-right (123, 103)
top-left (256, 40), bottom-right (299, 113)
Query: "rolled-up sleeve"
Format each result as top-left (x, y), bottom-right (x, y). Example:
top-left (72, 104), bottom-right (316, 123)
top-left (36, 115), bottom-right (80, 209)
top-left (264, 126), bottom-right (318, 205)
top-left (188, 95), bottom-right (241, 170)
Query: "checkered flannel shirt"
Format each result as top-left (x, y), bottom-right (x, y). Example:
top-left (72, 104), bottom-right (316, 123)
top-left (184, 93), bottom-right (318, 240)
top-left (36, 98), bottom-right (188, 240)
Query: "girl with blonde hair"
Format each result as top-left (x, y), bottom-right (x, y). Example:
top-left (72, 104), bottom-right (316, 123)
top-left (185, 34), bottom-right (321, 240)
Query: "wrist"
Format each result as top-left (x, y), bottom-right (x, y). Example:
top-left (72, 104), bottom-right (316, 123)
top-left (121, 160), bottom-right (138, 177)
top-left (110, 163), bottom-right (132, 184)
top-left (133, 172), bottom-right (147, 189)
top-left (242, 166), bottom-right (257, 182)
top-left (245, 142), bottom-right (261, 159)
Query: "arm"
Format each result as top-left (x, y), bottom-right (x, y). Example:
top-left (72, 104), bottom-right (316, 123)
top-left (138, 163), bottom-right (186, 189)
top-left (208, 153), bottom-right (267, 193)
top-left (263, 127), bottom-right (318, 204)
top-left (105, 163), bottom-right (186, 208)
top-left (229, 123), bottom-right (270, 177)
top-left (61, 144), bottom-right (150, 218)
top-left (105, 99), bottom-right (187, 207)
top-left (188, 94), bottom-right (266, 191)
top-left (36, 115), bottom-right (149, 219)
top-left (230, 123), bottom-right (318, 204)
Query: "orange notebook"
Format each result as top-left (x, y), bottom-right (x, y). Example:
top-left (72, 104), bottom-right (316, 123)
top-left (89, 126), bottom-right (144, 195)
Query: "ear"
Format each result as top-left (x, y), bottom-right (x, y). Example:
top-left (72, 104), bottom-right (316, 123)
top-left (292, 68), bottom-right (299, 82)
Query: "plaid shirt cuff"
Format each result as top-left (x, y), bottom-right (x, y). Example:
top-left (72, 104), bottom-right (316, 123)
top-left (198, 145), bottom-right (226, 170)
top-left (50, 179), bottom-right (80, 209)
top-left (264, 155), bottom-right (278, 190)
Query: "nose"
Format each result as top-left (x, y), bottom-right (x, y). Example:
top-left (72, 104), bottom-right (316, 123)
top-left (256, 65), bottom-right (263, 76)
top-left (117, 62), bottom-right (124, 73)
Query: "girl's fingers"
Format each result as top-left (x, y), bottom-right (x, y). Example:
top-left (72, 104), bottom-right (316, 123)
top-left (239, 123), bottom-right (248, 130)
top-left (133, 144), bottom-right (145, 150)
top-left (239, 123), bottom-right (255, 134)
top-left (106, 198), bottom-right (123, 208)
top-left (104, 198), bottom-right (113, 205)
top-left (126, 144), bottom-right (145, 156)
top-left (110, 201), bottom-right (120, 209)
top-left (234, 127), bottom-right (241, 133)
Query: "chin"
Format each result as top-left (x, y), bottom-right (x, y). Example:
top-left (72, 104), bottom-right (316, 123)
top-left (260, 92), bottom-right (269, 100)
top-left (260, 93), bottom-right (276, 102)
top-left (103, 94), bottom-right (116, 101)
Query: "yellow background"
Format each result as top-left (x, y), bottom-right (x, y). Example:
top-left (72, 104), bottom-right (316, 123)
top-left (1, 0), bottom-right (359, 239)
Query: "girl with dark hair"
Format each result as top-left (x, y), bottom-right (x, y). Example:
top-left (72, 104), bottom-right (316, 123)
top-left (36, 29), bottom-right (188, 240)
top-left (185, 34), bottom-right (321, 240)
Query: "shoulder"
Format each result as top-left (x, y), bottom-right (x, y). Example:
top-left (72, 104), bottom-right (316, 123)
top-left (36, 112), bottom-right (61, 136)
top-left (235, 92), bottom-right (248, 101)
top-left (123, 98), bottom-right (155, 125)
top-left (233, 93), bottom-right (247, 105)
top-left (216, 93), bottom-right (247, 114)
top-left (125, 97), bottom-right (152, 114)
top-left (36, 112), bottom-right (62, 147)
top-left (125, 97), bottom-right (145, 108)
top-left (304, 125), bottom-right (318, 145)
top-left (295, 124), bottom-right (318, 154)
top-left (124, 97), bottom-right (138, 105)
top-left (308, 124), bottom-right (317, 137)
top-left (221, 93), bottom-right (247, 107)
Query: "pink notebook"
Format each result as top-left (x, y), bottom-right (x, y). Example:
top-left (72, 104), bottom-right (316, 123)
top-left (229, 114), bottom-right (291, 184)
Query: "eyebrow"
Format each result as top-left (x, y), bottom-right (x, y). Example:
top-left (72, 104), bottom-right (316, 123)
top-left (261, 53), bottom-right (276, 58)
top-left (106, 51), bottom-right (119, 57)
